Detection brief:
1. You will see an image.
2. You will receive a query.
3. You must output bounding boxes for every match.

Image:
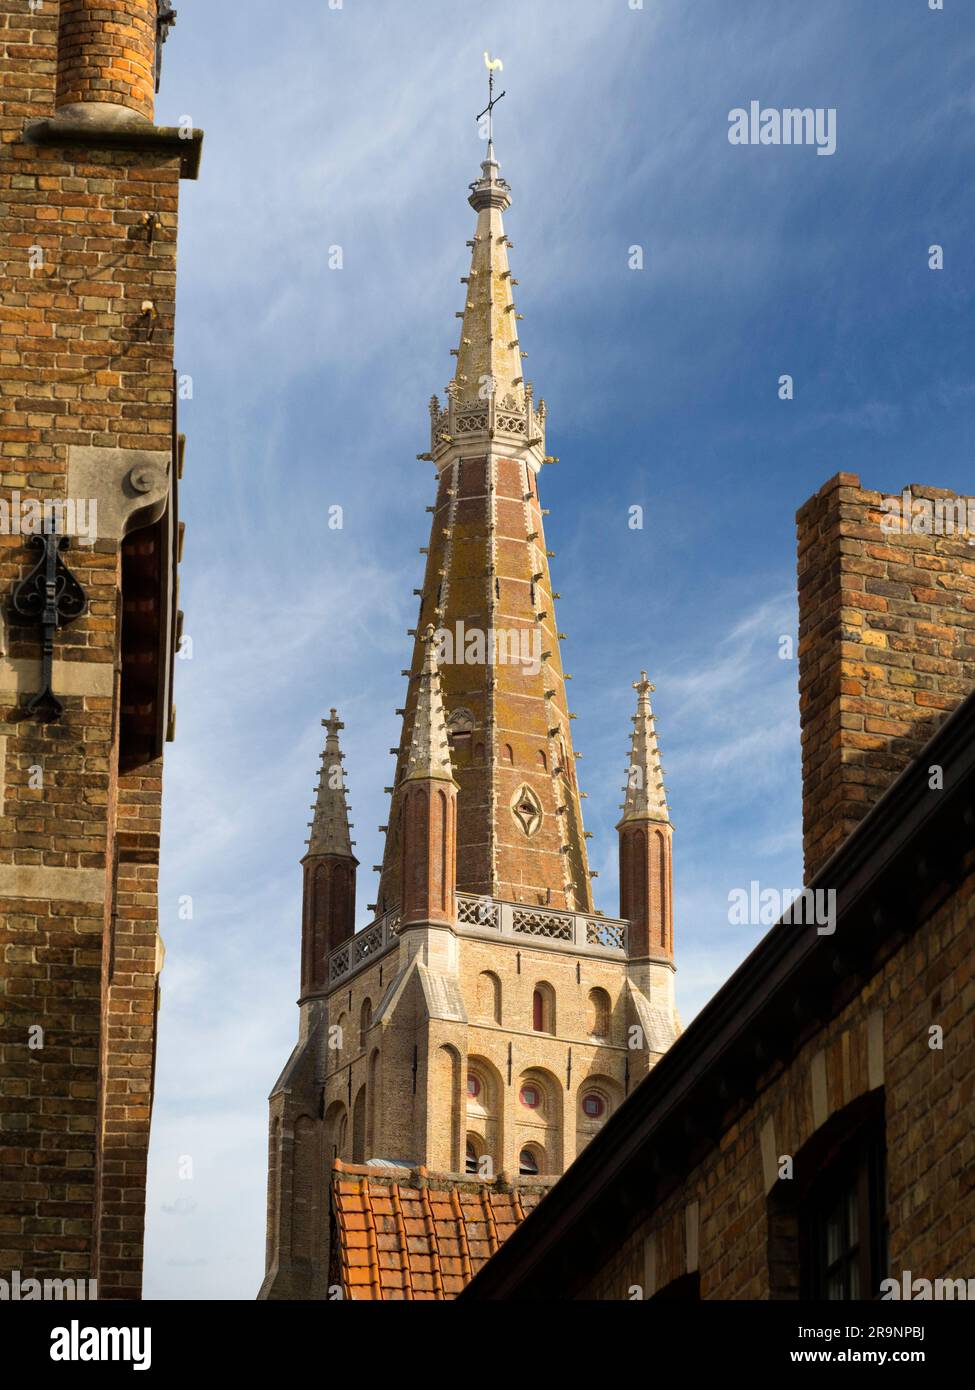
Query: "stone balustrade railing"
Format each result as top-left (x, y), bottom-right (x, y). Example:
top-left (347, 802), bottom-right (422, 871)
top-left (326, 895), bottom-right (627, 989)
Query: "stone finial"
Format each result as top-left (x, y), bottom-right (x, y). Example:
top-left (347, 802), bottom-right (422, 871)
top-left (468, 142), bottom-right (512, 213)
top-left (307, 707), bottom-right (355, 856)
top-left (404, 627), bottom-right (455, 783)
top-left (619, 672), bottom-right (670, 824)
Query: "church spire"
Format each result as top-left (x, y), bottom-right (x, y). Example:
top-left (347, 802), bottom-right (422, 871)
top-left (307, 709), bottom-right (354, 855)
top-left (404, 627), bottom-right (455, 784)
top-left (379, 99), bottom-right (592, 915)
top-left (619, 673), bottom-right (670, 823)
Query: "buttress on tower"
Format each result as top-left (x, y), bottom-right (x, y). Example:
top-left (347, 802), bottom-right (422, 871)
top-left (261, 137), bottom-right (680, 1300)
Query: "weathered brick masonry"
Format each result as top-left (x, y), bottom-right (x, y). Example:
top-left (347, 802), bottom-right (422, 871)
top-left (573, 869), bottom-right (974, 1299)
top-left (56, 0), bottom-right (157, 120)
top-left (798, 472), bottom-right (975, 879)
top-left (0, 0), bottom-right (200, 1298)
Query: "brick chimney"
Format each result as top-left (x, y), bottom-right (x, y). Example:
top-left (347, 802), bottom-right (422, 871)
top-left (797, 472), bottom-right (975, 879)
top-left (56, 0), bottom-right (159, 124)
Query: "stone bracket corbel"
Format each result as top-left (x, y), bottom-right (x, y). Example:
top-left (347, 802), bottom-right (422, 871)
top-left (66, 446), bottom-right (171, 542)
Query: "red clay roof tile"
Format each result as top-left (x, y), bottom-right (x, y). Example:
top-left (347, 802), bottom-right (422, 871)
top-left (331, 1160), bottom-right (550, 1301)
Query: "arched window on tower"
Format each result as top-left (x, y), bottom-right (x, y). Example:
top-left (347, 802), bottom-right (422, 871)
top-left (586, 987), bottom-right (611, 1040)
top-left (323, 1101), bottom-right (346, 1165)
top-left (517, 1068), bottom-right (561, 1174)
top-left (519, 1146), bottom-right (541, 1177)
top-left (352, 1086), bottom-right (366, 1164)
top-left (532, 982), bottom-right (555, 1034)
top-left (333, 1013), bottom-right (348, 1070)
top-left (466, 1058), bottom-right (502, 1178)
top-left (575, 1075), bottom-right (621, 1158)
top-left (477, 970), bottom-right (502, 1024)
top-left (359, 997), bottom-right (372, 1049)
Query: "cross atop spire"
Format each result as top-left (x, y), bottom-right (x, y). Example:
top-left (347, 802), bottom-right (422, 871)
top-left (306, 708), bottom-right (355, 857)
top-left (619, 673), bottom-right (670, 824)
top-left (478, 52), bottom-right (506, 149)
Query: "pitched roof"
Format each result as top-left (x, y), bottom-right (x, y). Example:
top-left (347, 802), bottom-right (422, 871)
top-left (330, 1161), bottom-right (549, 1300)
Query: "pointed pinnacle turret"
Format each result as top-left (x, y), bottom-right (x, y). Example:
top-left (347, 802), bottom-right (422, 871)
top-left (619, 673), bottom-right (670, 824)
top-left (404, 627), bottom-right (455, 783)
top-left (307, 708), bottom-right (355, 856)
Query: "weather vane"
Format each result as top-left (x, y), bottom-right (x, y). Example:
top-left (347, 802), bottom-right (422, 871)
top-left (478, 52), bottom-right (505, 144)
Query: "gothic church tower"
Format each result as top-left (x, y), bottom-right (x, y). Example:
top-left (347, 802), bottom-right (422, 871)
top-left (261, 131), bottom-right (679, 1301)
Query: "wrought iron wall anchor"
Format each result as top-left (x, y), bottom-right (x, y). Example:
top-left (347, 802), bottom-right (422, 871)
top-left (142, 211), bottom-right (162, 247)
top-left (10, 531), bottom-right (87, 722)
top-left (140, 301), bottom-right (159, 341)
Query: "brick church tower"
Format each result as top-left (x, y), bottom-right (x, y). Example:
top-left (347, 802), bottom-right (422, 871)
top-left (261, 130), bottom-right (680, 1300)
top-left (0, 3), bottom-right (200, 1298)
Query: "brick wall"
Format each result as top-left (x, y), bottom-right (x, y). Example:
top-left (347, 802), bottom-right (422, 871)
top-left (578, 862), bottom-right (975, 1299)
top-left (94, 761), bottom-right (163, 1293)
top-left (0, 0), bottom-right (192, 1298)
top-left (0, 1), bottom-right (58, 129)
top-left (798, 473), bottom-right (975, 879)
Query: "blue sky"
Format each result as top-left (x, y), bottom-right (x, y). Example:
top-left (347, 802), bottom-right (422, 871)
top-left (142, 0), bottom-right (975, 1298)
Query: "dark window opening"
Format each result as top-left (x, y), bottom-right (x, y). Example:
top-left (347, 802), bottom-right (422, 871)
top-left (532, 990), bottom-right (543, 1032)
top-left (802, 1129), bottom-right (887, 1300)
top-left (768, 1091), bottom-right (887, 1302)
